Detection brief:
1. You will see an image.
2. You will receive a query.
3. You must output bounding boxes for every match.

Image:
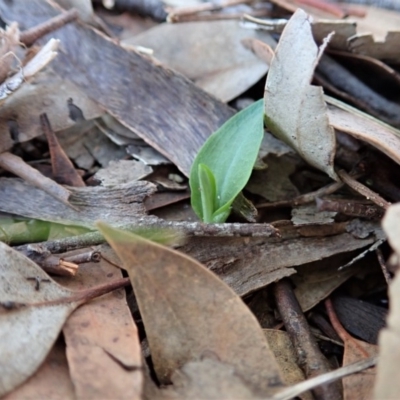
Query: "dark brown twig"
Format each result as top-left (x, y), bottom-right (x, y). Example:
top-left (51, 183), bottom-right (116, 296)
top-left (316, 197), bottom-right (384, 220)
top-left (257, 181), bottom-right (344, 209)
top-left (274, 279), bottom-right (341, 400)
top-left (337, 170), bottom-right (391, 209)
top-left (20, 8), bottom-right (79, 47)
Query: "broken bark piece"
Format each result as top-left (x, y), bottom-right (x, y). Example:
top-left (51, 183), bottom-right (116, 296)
top-left (0, 0), bottom-right (234, 176)
top-left (0, 178), bottom-right (155, 228)
top-left (0, 152), bottom-right (72, 207)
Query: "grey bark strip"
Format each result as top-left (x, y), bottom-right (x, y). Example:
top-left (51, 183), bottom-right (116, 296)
top-left (0, 0), bottom-right (234, 176)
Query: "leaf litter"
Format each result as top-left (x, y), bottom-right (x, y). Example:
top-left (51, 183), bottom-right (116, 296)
top-left (0, 1), bottom-right (400, 398)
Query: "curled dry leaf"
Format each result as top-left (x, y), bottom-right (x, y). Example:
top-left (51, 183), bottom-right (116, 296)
top-left (0, 242), bottom-right (78, 397)
top-left (264, 9), bottom-right (337, 180)
top-left (97, 223), bottom-right (285, 396)
top-left (326, 96), bottom-right (400, 166)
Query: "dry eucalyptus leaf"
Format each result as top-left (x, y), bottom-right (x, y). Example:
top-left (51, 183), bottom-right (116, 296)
top-left (374, 204), bottom-right (400, 398)
top-left (161, 358), bottom-right (259, 400)
top-left (97, 223), bottom-right (285, 396)
top-left (2, 341), bottom-right (75, 400)
top-left (126, 20), bottom-right (274, 102)
top-left (0, 242), bottom-right (78, 397)
top-left (342, 337), bottom-right (378, 400)
top-left (327, 96), bottom-right (400, 166)
top-left (264, 330), bottom-right (313, 400)
top-left (292, 250), bottom-right (374, 312)
top-left (264, 9), bottom-right (337, 180)
top-left (61, 254), bottom-right (142, 400)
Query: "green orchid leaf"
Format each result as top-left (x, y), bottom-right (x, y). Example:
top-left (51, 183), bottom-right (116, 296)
top-left (212, 204), bottom-right (232, 224)
top-left (198, 163), bottom-right (217, 223)
top-left (190, 99), bottom-right (264, 223)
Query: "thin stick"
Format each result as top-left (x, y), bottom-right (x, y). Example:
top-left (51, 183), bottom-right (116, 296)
top-left (274, 279), bottom-right (341, 399)
top-left (338, 170), bottom-right (391, 209)
top-left (271, 356), bottom-right (378, 400)
top-left (0, 151), bottom-right (72, 207)
top-left (257, 181), bottom-right (344, 209)
top-left (15, 219), bottom-right (279, 255)
top-left (20, 8), bottom-right (78, 46)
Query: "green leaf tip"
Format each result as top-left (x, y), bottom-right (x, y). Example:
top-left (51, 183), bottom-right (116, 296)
top-left (190, 99), bottom-right (264, 223)
top-left (96, 221), bottom-right (185, 247)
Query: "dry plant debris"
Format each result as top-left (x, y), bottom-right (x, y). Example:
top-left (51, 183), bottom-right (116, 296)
top-left (0, 0), bottom-right (399, 399)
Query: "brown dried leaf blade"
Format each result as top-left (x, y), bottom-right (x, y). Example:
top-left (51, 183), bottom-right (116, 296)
top-left (97, 223), bottom-right (284, 396)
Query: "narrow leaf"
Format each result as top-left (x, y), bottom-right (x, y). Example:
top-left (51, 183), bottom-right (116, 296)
top-left (97, 222), bottom-right (284, 395)
top-left (198, 163), bottom-right (217, 223)
top-left (264, 9), bottom-right (337, 180)
top-left (190, 99), bottom-right (264, 221)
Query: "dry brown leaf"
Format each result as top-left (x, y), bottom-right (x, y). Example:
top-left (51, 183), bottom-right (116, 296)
top-left (264, 329), bottom-right (313, 400)
top-left (293, 254), bottom-right (362, 312)
top-left (264, 9), bottom-right (337, 180)
top-left (97, 223), bottom-right (285, 396)
top-left (126, 21), bottom-right (274, 102)
top-left (326, 298), bottom-right (378, 400)
top-left (374, 204), bottom-right (400, 398)
top-left (3, 341), bottom-right (75, 400)
top-left (342, 338), bottom-right (378, 400)
top-left (60, 252), bottom-right (142, 400)
top-left (160, 358), bottom-right (259, 400)
top-left (327, 96), bottom-right (400, 166)
top-left (0, 242), bottom-right (79, 397)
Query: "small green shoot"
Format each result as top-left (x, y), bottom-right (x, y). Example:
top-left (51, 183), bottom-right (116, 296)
top-left (190, 99), bottom-right (264, 223)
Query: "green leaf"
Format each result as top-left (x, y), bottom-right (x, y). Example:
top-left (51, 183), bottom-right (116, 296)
top-left (190, 99), bottom-right (264, 222)
top-left (198, 163), bottom-right (217, 223)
